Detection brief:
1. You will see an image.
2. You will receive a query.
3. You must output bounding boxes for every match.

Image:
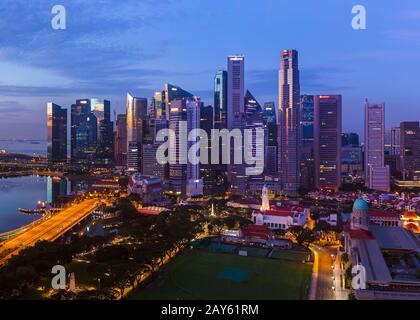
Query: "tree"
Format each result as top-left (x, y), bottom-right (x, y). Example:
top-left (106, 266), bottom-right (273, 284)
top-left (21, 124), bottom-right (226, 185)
top-left (288, 226), bottom-right (315, 246)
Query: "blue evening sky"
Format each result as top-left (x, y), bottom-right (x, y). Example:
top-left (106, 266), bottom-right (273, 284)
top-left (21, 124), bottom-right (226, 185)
top-left (0, 0), bottom-right (419, 139)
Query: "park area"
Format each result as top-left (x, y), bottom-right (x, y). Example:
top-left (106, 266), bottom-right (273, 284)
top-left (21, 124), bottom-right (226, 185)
top-left (129, 244), bottom-right (312, 300)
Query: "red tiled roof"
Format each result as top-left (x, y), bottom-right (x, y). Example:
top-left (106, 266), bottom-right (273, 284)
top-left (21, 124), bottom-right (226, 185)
top-left (241, 224), bottom-right (272, 239)
top-left (369, 209), bottom-right (399, 218)
top-left (349, 229), bottom-right (375, 240)
top-left (258, 205), bottom-right (307, 217)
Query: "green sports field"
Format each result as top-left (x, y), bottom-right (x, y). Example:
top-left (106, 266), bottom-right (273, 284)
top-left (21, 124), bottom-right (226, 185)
top-left (128, 249), bottom-right (312, 300)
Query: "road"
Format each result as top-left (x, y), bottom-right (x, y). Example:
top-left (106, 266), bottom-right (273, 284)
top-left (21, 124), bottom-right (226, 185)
top-left (0, 198), bottom-right (100, 266)
top-left (309, 245), bottom-right (336, 300)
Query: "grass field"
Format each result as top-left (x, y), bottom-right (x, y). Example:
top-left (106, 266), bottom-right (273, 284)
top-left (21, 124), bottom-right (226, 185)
top-left (128, 249), bottom-right (312, 300)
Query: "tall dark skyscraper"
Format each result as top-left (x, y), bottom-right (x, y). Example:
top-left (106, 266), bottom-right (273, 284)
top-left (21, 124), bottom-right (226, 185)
top-left (91, 99), bottom-right (113, 166)
top-left (126, 93), bottom-right (148, 172)
top-left (71, 99), bottom-right (97, 166)
top-left (200, 105), bottom-right (217, 195)
top-left (263, 102), bottom-right (278, 177)
top-left (47, 102), bottom-right (67, 163)
top-left (299, 95), bottom-right (315, 190)
top-left (314, 95), bottom-right (342, 191)
top-left (400, 121), bottom-right (420, 181)
top-left (214, 70), bottom-right (227, 130)
top-left (114, 114), bottom-right (127, 167)
top-left (278, 49), bottom-right (300, 194)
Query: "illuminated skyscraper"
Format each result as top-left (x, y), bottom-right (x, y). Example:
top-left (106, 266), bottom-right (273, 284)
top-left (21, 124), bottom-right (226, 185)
top-left (71, 99), bottom-right (97, 166)
top-left (214, 70), bottom-right (228, 130)
top-left (168, 97), bottom-right (202, 197)
top-left (164, 83), bottom-right (194, 121)
top-left (364, 100), bottom-right (390, 191)
top-left (278, 50), bottom-right (300, 194)
top-left (227, 55), bottom-right (246, 194)
top-left (400, 121), bottom-right (420, 181)
top-left (314, 95), bottom-right (342, 191)
top-left (91, 99), bottom-right (113, 166)
top-left (126, 93), bottom-right (147, 172)
top-left (47, 103), bottom-right (67, 163)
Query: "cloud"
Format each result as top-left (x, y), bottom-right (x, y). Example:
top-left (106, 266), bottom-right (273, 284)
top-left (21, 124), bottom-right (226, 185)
top-left (389, 30), bottom-right (420, 42)
top-left (0, 0), bottom-right (181, 98)
top-left (0, 101), bottom-right (30, 116)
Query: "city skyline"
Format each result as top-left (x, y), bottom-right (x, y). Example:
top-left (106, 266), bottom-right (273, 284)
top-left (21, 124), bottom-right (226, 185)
top-left (1, 0), bottom-right (420, 139)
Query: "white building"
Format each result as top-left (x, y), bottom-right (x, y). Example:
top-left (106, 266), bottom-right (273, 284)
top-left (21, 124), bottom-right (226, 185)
top-left (252, 206), bottom-right (309, 231)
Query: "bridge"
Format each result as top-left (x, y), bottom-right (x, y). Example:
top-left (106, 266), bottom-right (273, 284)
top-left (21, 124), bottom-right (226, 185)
top-left (0, 198), bottom-right (101, 266)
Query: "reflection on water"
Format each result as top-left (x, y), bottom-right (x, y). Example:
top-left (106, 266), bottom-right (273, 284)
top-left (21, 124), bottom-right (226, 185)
top-left (0, 175), bottom-right (91, 233)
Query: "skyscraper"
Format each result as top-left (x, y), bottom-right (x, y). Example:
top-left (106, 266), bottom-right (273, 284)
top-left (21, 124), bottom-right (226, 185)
top-left (227, 55), bottom-right (245, 129)
top-left (71, 99), bottom-right (97, 166)
top-left (300, 95), bottom-right (315, 190)
top-left (214, 70), bottom-right (228, 130)
top-left (47, 103), bottom-right (67, 163)
top-left (168, 97), bottom-right (202, 197)
top-left (399, 121), bottom-right (420, 181)
top-left (227, 55), bottom-right (246, 194)
top-left (126, 93), bottom-right (148, 172)
top-left (364, 100), bottom-right (390, 191)
top-left (278, 50), bottom-right (300, 194)
top-left (164, 83), bottom-right (194, 121)
top-left (91, 99), bottom-right (113, 166)
top-left (264, 102), bottom-right (278, 177)
top-left (114, 114), bottom-right (127, 167)
top-left (314, 95), bottom-right (342, 191)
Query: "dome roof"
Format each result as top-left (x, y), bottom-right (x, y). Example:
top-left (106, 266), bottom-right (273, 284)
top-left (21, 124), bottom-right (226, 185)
top-left (404, 223), bottom-right (420, 234)
top-left (353, 198), bottom-right (368, 213)
top-left (402, 212), bottom-right (419, 221)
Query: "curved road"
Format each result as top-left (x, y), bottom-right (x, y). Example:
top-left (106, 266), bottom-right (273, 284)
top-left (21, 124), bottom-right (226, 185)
top-left (0, 198), bottom-right (100, 266)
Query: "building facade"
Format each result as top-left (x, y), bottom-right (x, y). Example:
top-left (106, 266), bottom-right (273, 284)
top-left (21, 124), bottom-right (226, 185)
top-left (365, 100), bottom-right (390, 191)
top-left (47, 103), bottom-right (67, 163)
top-left (126, 94), bottom-right (147, 172)
top-left (400, 121), bottom-right (420, 181)
top-left (114, 114), bottom-right (127, 167)
top-left (314, 95), bottom-right (342, 191)
top-left (278, 50), bottom-right (300, 194)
